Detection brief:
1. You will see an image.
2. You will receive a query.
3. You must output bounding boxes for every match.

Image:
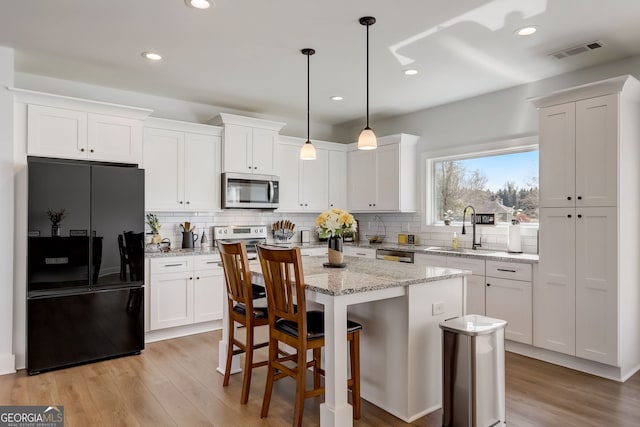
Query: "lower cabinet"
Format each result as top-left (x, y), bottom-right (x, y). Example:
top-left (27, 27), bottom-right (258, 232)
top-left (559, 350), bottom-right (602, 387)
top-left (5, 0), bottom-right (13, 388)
top-left (446, 257), bottom-right (486, 317)
top-left (485, 260), bottom-right (532, 344)
top-left (150, 255), bottom-right (224, 330)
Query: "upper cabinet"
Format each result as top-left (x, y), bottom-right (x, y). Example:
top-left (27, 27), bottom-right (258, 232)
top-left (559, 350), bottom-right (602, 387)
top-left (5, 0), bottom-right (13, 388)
top-left (143, 118), bottom-right (222, 212)
top-left (347, 133), bottom-right (419, 212)
top-left (275, 136), bottom-right (349, 213)
top-left (12, 88), bottom-right (152, 164)
top-left (212, 113), bottom-right (285, 175)
top-left (537, 94), bottom-right (618, 208)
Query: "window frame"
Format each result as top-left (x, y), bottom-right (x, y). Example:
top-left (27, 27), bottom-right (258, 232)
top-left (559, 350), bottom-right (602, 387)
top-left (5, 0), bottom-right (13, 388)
top-left (421, 135), bottom-right (539, 230)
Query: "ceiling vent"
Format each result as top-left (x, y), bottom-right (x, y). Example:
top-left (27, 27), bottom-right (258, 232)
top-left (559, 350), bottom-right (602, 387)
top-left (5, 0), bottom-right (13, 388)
top-left (549, 40), bottom-right (605, 59)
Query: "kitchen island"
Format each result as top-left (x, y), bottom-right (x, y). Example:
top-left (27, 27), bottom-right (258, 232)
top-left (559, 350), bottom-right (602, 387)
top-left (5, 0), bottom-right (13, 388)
top-left (219, 254), bottom-right (469, 426)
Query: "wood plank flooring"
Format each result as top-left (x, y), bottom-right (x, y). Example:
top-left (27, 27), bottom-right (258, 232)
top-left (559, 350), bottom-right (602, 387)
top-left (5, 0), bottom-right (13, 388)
top-left (1, 330), bottom-right (639, 426)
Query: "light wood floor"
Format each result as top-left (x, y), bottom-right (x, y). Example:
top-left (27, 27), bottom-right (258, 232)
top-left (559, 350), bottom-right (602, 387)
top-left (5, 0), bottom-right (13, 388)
top-left (1, 330), bottom-right (639, 426)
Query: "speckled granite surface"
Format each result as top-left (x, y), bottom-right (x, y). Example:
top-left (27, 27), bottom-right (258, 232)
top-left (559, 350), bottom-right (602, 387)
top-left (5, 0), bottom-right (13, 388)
top-left (250, 255), bottom-right (468, 296)
top-left (145, 247), bottom-right (218, 258)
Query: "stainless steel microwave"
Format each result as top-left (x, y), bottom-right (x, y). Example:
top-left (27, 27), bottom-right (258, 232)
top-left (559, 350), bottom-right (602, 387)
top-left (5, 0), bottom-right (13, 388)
top-left (221, 172), bottom-right (279, 209)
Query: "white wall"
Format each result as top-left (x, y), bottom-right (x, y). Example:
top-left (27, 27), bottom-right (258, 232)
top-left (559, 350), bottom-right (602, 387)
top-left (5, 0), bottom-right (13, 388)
top-left (0, 47), bottom-right (16, 374)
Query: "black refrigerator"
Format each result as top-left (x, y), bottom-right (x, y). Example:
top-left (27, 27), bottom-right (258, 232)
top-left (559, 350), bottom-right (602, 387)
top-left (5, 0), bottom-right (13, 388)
top-left (27, 157), bottom-right (145, 374)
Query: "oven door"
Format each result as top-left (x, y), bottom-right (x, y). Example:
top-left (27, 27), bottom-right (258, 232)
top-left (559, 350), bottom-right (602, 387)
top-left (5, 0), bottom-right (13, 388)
top-left (222, 172), bottom-right (279, 209)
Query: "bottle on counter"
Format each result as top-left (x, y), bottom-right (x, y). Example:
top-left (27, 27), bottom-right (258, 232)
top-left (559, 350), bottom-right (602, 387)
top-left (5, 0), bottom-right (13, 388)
top-left (452, 232), bottom-right (459, 249)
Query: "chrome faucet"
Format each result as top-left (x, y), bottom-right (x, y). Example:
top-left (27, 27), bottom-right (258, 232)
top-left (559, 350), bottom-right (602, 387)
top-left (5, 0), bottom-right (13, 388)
top-left (461, 205), bottom-right (482, 250)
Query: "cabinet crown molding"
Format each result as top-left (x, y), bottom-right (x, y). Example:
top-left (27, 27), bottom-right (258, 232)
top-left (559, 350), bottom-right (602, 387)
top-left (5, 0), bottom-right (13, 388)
top-left (145, 117), bottom-right (223, 136)
top-left (8, 87), bottom-right (153, 119)
top-left (528, 75), bottom-right (640, 108)
top-left (210, 112), bottom-right (285, 131)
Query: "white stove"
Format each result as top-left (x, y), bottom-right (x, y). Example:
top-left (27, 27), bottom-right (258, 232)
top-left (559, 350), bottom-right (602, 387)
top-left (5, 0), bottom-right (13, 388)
top-left (213, 225), bottom-right (268, 259)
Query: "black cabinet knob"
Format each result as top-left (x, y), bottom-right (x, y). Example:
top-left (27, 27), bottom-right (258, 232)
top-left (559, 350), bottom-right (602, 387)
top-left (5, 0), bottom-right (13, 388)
top-left (567, 214), bottom-right (572, 218)
top-left (80, 148), bottom-right (85, 152)
top-left (90, 149), bottom-right (94, 153)
top-left (487, 283), bottom-right (491, 287)
top-left (577, 196), bottom-right (582, 200)
top-left (577, 214), bottom-right (582, 218)
top-left (567, 196), bottom-right (572, 200)
top-left (186, 201), bottom-right (190, 204)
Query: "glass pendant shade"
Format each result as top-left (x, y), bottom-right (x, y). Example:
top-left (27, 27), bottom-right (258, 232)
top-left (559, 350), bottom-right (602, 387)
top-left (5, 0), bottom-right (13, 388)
top-left (300, 140), bottom-right (317, 160)
top-left (358, 127), bottom-right (377, 150)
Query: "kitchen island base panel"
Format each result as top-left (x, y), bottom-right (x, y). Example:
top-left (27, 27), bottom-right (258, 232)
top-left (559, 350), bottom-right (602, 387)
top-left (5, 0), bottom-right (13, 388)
top-left (347, 277), bottom-right (464, 422)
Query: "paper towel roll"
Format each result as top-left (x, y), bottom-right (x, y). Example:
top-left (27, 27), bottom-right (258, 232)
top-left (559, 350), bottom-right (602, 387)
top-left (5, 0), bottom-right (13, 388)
top-left (508, 224), bottom-right (522, 253)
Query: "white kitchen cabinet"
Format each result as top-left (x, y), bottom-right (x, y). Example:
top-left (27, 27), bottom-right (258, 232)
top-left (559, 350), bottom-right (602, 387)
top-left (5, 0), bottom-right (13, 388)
top-left (347, 133), bottom-right (418, 212)
top-left (150, 255), bottom-right (224, 331)
top-left (531, 75), bottom-right (640, 375)
top-left (276, 141), bottom-right (328, 212)
top-left (343, 246), bottom-right (376, 259)
top-left (485, 260), bottom-right (532, 344)
top-left (300, 247), bottom-right (328, 257)
top-left (328, 150), bottom-right (348, 209)
top-left (448, 257), bottom-right (486, 317)
top-left (143, 118), bottom-right (222, 211)
top-left (535, 208), bottom-right (576, 355)
top-left (538, 95), bottom-right (618, 208)
top-left (414, 253), bottom-right (447, 268)
top-left (18, 89), bottom-right (151, 164)
top-left (213, 113), bottom-right (285, 175)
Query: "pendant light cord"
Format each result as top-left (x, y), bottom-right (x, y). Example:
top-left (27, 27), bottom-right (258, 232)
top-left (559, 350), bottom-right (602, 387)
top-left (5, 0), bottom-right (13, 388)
top-left (366, 22), bottom-right (370, 128)
top-left (307, 50), bottom-right (310, 141)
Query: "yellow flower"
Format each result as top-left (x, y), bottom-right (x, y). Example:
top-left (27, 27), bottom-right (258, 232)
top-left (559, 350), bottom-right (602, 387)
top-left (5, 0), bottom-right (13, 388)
top-left (315, 208), bottom-right (356, 238)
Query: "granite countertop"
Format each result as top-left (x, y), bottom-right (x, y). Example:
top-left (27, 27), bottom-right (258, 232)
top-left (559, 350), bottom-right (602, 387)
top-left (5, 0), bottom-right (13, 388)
top-left (145, 247), bottom-right (219, 258)
top-left (250, 255), bottom-right (469, 297)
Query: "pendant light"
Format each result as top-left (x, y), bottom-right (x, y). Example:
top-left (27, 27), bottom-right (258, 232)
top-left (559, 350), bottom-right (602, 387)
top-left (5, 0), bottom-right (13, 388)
top-left (300, 48), bottom-right (317, 160)
top-left (358, 16), bottom-right (377, 150)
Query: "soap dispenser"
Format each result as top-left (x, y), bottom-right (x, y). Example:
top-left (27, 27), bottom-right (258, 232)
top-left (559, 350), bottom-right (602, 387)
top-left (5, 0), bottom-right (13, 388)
top-left (452, 232), bottom-right (459, 249)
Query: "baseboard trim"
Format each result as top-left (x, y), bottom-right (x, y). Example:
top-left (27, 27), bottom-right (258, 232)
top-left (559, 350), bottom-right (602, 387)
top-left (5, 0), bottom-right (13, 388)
top-left (0, 353), bottom-right (16, 376)
top-left (145, 320), bottom-right (222, 343)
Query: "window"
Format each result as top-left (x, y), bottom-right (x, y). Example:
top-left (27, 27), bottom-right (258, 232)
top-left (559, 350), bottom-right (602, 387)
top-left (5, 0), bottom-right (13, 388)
top-left (431, 148), bottom-right (539, 225)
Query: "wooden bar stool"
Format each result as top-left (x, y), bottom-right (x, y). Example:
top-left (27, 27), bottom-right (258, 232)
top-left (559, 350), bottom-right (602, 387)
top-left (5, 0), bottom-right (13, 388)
top-left (256, 245), bottom-right (362, 426)
top-left (218, 240), bottom-right (269, 404)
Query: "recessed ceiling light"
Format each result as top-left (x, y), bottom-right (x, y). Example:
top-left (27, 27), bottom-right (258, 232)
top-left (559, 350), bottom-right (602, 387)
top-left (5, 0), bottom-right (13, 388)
top-left (185, 0), bottom-right (212, 9)
top-left (403, 69), bottom-right (418, 76)
top-left (515, 26), bottom-right (538, 36)
top-left (330, 96), bottom-right (344, 101)
top-left (141, 52), bottom-right (162, 61)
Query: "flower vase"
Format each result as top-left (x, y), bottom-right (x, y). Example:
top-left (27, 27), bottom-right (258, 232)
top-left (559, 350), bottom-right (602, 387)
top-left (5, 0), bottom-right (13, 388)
top-left (51, 224), bottom-right (61, 237)
top-left (327, 235), bottom-right (344, 265)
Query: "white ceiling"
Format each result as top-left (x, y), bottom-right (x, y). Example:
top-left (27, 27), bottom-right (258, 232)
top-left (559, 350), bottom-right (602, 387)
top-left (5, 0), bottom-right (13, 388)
top-left (2, 0), bottom-right (640, 127)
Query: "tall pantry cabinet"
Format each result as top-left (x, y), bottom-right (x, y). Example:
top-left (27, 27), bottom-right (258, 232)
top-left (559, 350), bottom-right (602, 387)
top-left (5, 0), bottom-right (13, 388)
top-left (531, 75), bottom-right (640, 380)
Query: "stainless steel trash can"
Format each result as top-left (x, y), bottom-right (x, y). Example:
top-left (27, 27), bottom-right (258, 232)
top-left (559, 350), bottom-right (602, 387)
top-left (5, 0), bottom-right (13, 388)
top-left (439, 315), bottom-right (507, 427)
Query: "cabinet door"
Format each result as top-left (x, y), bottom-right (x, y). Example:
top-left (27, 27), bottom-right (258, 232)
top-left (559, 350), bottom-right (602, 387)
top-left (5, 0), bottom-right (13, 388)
top-left (184, 133), bottom-right (219, 211)
top-left (193, 269), bottom-right (224, 323)
top-left (414, 254), bottom-right (447, 268)
top-left (150, 271), bottom-right (194, 330)
top-left (575, 94), bottom-right (618, 207)
top-left (347, 150), bottom-right (376, 211)
top-left (252, 128), bottom-right (277, 175)
top-left (375, 144), bottom-right (400, 211)
top-left (301, 148), bottom-right (328, 211)
top-left (535, 208), bottom-right (576, 355)
top-left (466, 274), bottom-right (486, 316)
top-left (27, 105), bottom-right (88, 159)
top-left (223, 124), bottom-right (252, 173)
top-left (539, 103), bottom-right (575, 208)
top-left (143, 128), bottom-right (184, 211)
top-left (275, 143), bottom-right (301, 211)
top-left (87, 113), bottom-right (142, 164)
top-left (328, 150), bottom-right (348, 209)
top-left (575, 206), bottom-right (618, 365)
top-left (486, 277), bottom-right (532, 344)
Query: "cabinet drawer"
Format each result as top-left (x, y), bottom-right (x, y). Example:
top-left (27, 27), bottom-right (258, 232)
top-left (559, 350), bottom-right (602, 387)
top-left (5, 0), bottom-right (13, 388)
top-left (343, 246), bottom-right (375, 258)
top-left (447, 257), bottom-right (485, 276)
top-left (486, 260), bottom-right (532, 281)
top-left (414, 253), bottom-right (447, 268)
top-left (300, 247), bottom-right (328, 257)
top-left (150, 256), bottom-right (192, 274)
top-left (194, 255), bottom-right (223, 271)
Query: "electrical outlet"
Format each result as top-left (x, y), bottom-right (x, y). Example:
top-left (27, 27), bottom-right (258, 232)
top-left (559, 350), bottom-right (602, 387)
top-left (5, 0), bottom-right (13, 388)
top-left (432, 301), bottom-right (445, 315)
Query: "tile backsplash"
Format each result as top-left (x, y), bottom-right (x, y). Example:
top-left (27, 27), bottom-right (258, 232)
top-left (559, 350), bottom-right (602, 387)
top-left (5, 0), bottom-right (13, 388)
top-left (147, 210), bottom-right (539, 254)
